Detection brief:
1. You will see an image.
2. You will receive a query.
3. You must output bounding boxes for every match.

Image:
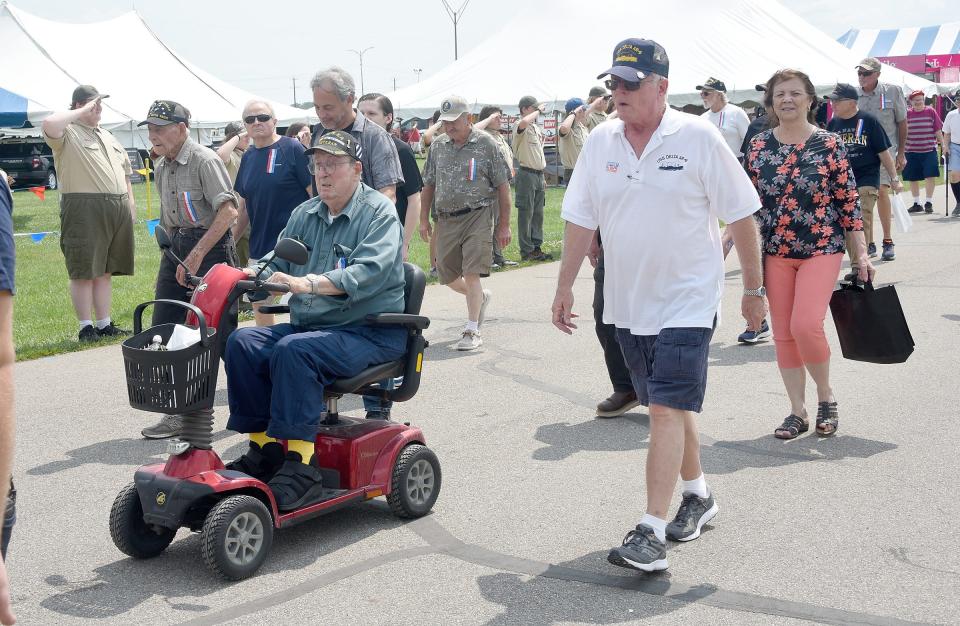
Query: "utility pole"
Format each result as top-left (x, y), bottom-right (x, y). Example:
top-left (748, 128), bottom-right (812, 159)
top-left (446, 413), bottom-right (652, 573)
top-left (414, 68), bottom-right (423, 82)
top-left (292, 77), bottom-right (297, 106)
top-left (347, 47), bottom-right (374, 95)
top-left (441, 0), bottom-right (471, 60)
top-left (393, 77), bottom-right (397, 91)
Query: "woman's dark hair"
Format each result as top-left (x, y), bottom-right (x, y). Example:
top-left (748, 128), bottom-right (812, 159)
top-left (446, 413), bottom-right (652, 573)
top-left (284, 122), bottom-right (309, 138)
top-left (478, 105), bottom-right (502, 121)
top-left (357, 92), bottom-right (395, 131)
top-left (763, 68), bottom-right (819, 126)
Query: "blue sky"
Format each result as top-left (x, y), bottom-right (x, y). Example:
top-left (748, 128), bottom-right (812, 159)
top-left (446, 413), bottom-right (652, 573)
top-left (9, 0), bottom-right (959, 104)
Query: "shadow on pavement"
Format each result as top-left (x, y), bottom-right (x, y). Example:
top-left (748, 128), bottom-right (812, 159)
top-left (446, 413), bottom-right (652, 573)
top-left (39, 502), bottom-right (405, 619)
top-left (708, 341), bottom-right (778, 367)
top-left (477, 550), bottom-right (712, 625)
top-left (533, 415), bottom-right (897, 473)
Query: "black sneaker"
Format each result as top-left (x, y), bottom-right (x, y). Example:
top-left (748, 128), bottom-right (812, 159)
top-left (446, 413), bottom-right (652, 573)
top-left (737, 319), bottom-right (771, 344)
top-left (607, 524), bottom-right (668, 572)
top-left (78, 325), bottom-right (99, 342)
top-left (953, 203), bottom-right (960, 218)
top-left (882, 241), bottom-right (895, 261)
top-left (842, 268), bottom-right (859, 282)
top-left (268, 452), bottom-right (326, 511)
top-left (365, 410), bottom-right (390, 420)
top-left (225, 441), bottom-right (285, 482)
top-left (867, 242), bottom-right (877, 258)
top-left (924, 201), bottom-right (933, 214)
top-left (97, 322), bottom-right (131, 338)
top-left (907, 202), bottom-right (924, 214)
top-left (666, 492), bottom-right (719, 542)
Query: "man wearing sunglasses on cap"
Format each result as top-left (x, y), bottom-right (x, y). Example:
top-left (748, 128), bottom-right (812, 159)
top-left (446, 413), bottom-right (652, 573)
top-left (139, 100), bottom-right (240, 439)
top-left (857, 57), bottom-right (907, 262)
top-left (552, 38), bottom-right (764, 574)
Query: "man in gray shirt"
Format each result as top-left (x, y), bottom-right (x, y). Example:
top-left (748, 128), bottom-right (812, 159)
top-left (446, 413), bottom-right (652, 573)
top-left (857, 57), bottom-right (907, 262)
top-left (310, 67), bottom-right (403, 203)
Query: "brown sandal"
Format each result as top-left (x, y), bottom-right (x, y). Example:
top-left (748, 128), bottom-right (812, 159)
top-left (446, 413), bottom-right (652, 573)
top-left (775, 414), bottom-right (809, 439)
top-left (816, 401), bottom-right (839, 436)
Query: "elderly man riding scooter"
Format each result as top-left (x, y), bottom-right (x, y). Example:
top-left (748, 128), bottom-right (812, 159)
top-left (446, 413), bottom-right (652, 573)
top-left (223, 130), bottom-right (407, 510)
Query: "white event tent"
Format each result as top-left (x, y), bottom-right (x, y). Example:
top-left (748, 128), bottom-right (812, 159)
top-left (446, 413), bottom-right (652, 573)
top-left (387, 0), bottom-right (935, 118)
top-left (0, 1), bottom-right (315, 149)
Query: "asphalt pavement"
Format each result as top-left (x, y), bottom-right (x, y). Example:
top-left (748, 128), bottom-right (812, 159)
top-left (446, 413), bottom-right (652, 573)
top-left (7, 188), bottom-right (960, 625)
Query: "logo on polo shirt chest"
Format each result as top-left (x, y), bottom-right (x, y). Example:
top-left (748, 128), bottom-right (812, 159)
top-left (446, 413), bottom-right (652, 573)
top-left (657, 154), bottom-right (688, 171)
top-left (606, 161), bottom-right (619, 173)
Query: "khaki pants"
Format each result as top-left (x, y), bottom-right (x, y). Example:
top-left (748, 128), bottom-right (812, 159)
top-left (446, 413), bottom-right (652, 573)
top-left (849, 185), bottom-right (878, 267)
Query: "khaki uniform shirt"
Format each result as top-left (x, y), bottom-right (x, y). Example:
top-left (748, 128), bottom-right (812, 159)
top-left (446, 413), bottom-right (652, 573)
top-left (43, 123), bottom-right (131, 195)
top-left (225, 148), bottom-right (244, 186)
top-left (423, 129), bottom-right (510, 214)
top-left (511, 121), bottom-right (546, 171)
top-left (858, 83), bottom-right (907, 152)
top-left (156, 138), bottom-right (238, 230)
top-left (585, 110), bottom-right (608, 132)
top-left (558, 120), bottom-right (588, 169)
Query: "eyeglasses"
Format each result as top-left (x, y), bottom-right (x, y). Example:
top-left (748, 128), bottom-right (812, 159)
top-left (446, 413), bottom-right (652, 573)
top-left (857, 70), bottom-right (877, 77)
top-left (604, 77), bottom-right (644, 92)
top-left (700, 90), bottom-right (713, 97)
top-left (308, 159), bottom-right (352, 175)
top-left (243, 114), bottom-right (272, 124)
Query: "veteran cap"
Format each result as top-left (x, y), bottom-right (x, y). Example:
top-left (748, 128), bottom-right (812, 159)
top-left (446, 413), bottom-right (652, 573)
top-left (597, 38), bottom-right (669, 82)
top-left (306, 130), bottom-right (361, 161)
top-left (696, 77), bottom-right (727, 92)
top-left (823, 83), bottom-right (859, 101)
top-left (438, 95), bottom-right (470, 121)
top-left (138, 100), bottom-right (191, 127)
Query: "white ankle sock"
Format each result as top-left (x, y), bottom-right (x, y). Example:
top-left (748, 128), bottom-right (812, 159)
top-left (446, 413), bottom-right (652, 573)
top-left (465, 320), bottom-right (479, 332)
top-left (912, 196), bottom-right (920, 204)
top-left (639, 513), bottom-right (667, 542)
top-left (924, 194), bottom-right (933, 202)
top-left (95, 317), bottom-right (112, 330)
top-left (79, 319), bottom-right (93, 330)
top-left (681, 474), bottom-right (710, 498)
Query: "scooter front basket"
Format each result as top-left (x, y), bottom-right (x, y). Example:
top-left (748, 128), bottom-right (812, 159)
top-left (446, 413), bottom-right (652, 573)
top-left (121, 323), bottom-right (218, 414)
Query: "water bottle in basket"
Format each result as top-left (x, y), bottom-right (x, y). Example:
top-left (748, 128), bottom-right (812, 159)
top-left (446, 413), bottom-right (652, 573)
top-left (144, 335), bottom-right (168, 351)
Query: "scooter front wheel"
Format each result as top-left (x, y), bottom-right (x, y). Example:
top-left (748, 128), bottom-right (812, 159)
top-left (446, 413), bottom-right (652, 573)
top-left (387, 444), bottom-right (441, 518)
top-left (200, 495), bottom-right (274, 580)
top-left (110, 482), bottom-right (176, 558)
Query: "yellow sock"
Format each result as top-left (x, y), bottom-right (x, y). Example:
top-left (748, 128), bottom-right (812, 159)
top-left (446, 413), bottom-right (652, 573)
top-left (249, 432), bottom-right (277, 447)
top-left (286, 439), bottom-right (314, 464)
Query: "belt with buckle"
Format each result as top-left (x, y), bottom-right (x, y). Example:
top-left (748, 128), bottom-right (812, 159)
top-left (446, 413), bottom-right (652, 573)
top-left (519, 166), bottom-right (544, 175)
top-left (439, 206), bottom-right (485, 218)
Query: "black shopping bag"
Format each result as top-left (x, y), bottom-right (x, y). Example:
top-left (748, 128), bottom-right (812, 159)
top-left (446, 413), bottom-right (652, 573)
top-left (829, 280), bottom-right (914, 364)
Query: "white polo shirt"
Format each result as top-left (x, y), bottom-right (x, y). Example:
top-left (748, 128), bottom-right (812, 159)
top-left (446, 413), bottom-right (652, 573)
top-left (701, 102), bottom-right (751, 157)
top-left (561, 107), bottom-right (760, 335)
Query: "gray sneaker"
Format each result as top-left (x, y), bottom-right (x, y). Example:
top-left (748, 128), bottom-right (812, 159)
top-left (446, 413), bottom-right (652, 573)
top-left (666, 492), bottom-right (719, 542)
top-left (607, 524), bottom-right (668, 572)
top-left (478, 289), bottom-right (492, 328)
top-left (455, 329), bottom-right (482, 351)
top-left (141, 414), bottom-right (183, 439)
top-left (952, 203), bottom-right (960, 218)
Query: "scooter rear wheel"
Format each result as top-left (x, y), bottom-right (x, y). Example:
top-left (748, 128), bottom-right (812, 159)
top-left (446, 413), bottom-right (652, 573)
top-left (387, 444), bottom-right (441, 518)
top-left (200, 495), bottom-right (274, 580)
top-left (109, 482), bottom-right (176, 559)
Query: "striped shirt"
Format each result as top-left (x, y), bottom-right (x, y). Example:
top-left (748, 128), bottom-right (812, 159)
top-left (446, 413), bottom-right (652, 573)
top-left (905, 107), bottom-right (942, 153)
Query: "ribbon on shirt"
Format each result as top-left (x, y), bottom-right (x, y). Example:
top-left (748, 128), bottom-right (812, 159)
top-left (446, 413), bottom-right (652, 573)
top-left (266, 148), bottom-right (277, 174)
top-left (467, 158), bottom-right (477, 181)
top-left (855, 119), bottom-right (864, 139)
top-left (181, 191), bottom-right (199, 224)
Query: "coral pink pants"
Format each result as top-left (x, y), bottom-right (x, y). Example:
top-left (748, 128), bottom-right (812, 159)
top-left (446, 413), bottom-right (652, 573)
top-left (764, 253), bottom-right (843, 369)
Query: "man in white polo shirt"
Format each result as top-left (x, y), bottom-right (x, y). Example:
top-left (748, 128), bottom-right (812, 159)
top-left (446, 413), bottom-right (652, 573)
top-left (551, 38), bottom-right (765, 573)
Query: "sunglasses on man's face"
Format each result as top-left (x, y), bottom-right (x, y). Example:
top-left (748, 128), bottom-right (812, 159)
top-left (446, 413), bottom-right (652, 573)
top-left (604, 77), bottom-right (644, 92)
top-left (244, 114), bottom-right (272, 124)
top-left (857, 70), bottom-right (876, 77)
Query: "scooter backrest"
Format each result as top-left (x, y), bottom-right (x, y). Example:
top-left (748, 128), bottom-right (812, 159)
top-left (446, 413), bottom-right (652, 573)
top-left (403, 262), bottom-right (426, 315)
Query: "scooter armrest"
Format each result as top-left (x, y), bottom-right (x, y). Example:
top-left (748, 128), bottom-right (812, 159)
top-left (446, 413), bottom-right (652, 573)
top-left (365, 313), bottom-right (430, 330)
top-left (257, 305), bottom-right (290, 315)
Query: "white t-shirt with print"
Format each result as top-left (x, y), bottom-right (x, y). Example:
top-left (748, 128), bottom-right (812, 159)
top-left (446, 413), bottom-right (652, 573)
top-left (701, 102), bottom-right (751, 157)
top-left (561, 107), bottom-right (761, 335)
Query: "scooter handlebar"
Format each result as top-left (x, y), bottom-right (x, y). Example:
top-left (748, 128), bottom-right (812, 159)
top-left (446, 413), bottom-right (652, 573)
top-left (235, 279), bottom-right (292, 294)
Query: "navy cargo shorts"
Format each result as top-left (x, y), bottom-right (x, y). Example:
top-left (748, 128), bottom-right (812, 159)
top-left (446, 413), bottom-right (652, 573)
top-left (615, 325), bottom-right (714, 413)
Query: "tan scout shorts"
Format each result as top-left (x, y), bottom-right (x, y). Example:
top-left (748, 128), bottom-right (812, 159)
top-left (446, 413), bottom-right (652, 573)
top-left (435, 206), bottom-right (493, 284)
top-left (60, 193), bottom-right (135, 280)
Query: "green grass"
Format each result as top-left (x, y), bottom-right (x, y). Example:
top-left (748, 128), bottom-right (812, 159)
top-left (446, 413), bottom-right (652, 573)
top-left (10, 183), bottom-right (567, 361)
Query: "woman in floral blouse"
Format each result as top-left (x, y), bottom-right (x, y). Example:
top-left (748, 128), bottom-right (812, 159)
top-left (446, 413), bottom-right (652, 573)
top-left (745, 69), bottom-right (876, 439)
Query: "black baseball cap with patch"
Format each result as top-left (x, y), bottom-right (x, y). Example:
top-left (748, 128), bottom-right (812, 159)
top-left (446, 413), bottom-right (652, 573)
top-left (597, 38), bottom-right (669, 82)
top-left (823, 83), bottom-right (859, 101)
top-left (306, 130), bottom-right (360, 161)
top-left (138, 100), bottom-right (191, 127)
top-left (696, 77), bottom-right (727, 92)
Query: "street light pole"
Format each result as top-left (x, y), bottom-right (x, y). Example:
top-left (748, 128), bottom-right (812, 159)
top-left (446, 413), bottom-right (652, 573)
top-left (441, 0), bottom-right (471, 60)
top-left (414, 68), bottom-right (423, 83)
top-left (347, 46), bottom-right (374, 95)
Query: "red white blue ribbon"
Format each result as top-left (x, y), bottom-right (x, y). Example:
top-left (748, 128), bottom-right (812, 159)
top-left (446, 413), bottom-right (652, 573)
top-left (718, 111), bottom-right (725, 129)
top-left (880, 93), bottom-right (886, 110)
top-left (467, 158), bottom-right (476, 181)
top-left (181, 191), bottom-right (198, 223)
top-left (266, 148), bottom-right (277, 173)
top-left (855, 118), bottom-right (864, 139)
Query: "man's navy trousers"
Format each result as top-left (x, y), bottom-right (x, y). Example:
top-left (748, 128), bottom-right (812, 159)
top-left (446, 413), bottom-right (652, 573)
top-left (225, 323), bottom-right (407, 441)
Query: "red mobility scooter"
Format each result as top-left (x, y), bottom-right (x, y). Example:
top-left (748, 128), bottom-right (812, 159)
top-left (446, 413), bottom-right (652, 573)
top-left (109, 228), bottom-right (439, 579)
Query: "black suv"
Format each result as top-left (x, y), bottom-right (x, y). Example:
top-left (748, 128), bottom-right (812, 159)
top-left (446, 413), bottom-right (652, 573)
top-left (0, 138), bottom-right (57, 189)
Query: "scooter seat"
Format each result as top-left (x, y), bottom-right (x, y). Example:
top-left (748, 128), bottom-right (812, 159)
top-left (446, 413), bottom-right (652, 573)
top-left (326, 360), bottom-right (403, 395)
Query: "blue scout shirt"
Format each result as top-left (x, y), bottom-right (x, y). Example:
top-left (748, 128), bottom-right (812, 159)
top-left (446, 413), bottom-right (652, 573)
top-left (235, 136), bottom-right (312, 259)
top-left (257, 182), bottom-right (405, 329)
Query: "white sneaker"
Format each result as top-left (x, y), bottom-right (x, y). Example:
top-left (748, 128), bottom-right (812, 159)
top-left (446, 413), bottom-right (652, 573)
top-left (455, 329), bottom-right (483, 351)
top-left (478, 289), bottom-right (492, 328)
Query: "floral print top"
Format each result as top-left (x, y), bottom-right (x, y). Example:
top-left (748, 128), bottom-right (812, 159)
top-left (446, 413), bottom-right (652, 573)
top-left (745, 128), bottom-right (862, 259)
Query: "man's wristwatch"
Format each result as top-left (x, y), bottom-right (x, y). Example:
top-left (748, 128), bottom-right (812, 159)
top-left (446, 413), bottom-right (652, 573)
top-left (744, 286), bottom-right (767, 297)
top-left (304, 273), bottom-right (320, 295)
